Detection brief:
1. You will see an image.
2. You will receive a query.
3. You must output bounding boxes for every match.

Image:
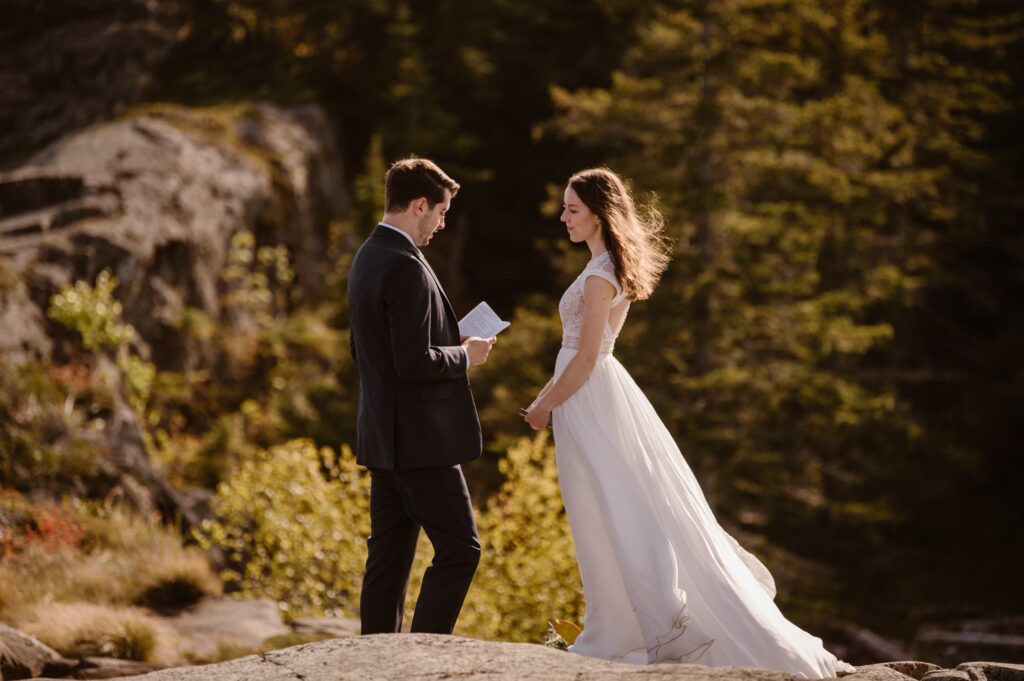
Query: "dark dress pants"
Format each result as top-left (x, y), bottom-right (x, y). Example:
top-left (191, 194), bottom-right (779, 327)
top-left (359, 464), bottom-right (480, 635)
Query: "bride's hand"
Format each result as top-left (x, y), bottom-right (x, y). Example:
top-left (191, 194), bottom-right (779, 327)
top-left (524, 404), bottom-right (552, 431)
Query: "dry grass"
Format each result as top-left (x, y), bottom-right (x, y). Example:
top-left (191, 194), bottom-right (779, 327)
top-left (20, 601), bottom-right (183, 665)
top-left (131, 548), bottom-right (224, 613)
top-left (0, 504), bottom-right (221, 623)
top-left (0, 545), bottom-right (80, 621)
top-left (72, 503), bottom-right (222, 611)
top-left (0, 500), bottom-right (222, 666)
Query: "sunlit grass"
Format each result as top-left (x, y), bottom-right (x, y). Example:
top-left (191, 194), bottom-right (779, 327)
top-left (20, 601), bottom-right (181, 664)
top-left (0, 503), bottom-right (221, 623)
top-left (0, 497), bottom-right (222, 664)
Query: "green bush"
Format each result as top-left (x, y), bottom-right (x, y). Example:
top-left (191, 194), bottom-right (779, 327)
top-left (199, 434), bottom-right (583, 642)
top-left (459, 433), bottom-right (583, 641)
top-left (196, 439), bottom-right (370, 617)
top-left (47, 270), bottom-right (156, 415)
top-left (0, 361), bottom-right (104, 488)
top-left (48, 270), bottom-right (134, 351)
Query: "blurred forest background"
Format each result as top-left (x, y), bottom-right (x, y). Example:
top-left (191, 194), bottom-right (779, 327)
top-left (1, 0), bottom-right (1022, 671)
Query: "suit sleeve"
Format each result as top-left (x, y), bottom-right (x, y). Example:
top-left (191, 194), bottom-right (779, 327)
top-left (384, 258), bottom-right (468, 382)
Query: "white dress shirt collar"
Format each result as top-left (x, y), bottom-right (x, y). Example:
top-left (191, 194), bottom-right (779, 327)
top-left (379, 222), bottom-right (417, 249)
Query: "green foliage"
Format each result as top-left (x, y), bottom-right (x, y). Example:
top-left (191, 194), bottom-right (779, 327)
top-left (351, 134), bottom-right (387, 237)
top-left (196, 434), bottom-right (581, 641)
top-left (0, 361), bottom-right (105, 488)
top-left (547, 0), bottom-right (1024, 629)
top-left (459, 434), bottom-right (582, 642)
top-left (118, 352), bottom-right (156, 414)
top-left (223, 230), bottom-right (295, 325)
top-left (147, 226), bottom-right (357, 490)
top-left (48, 270), bottom-right (134, 351)
top-left (47, 271), bottom-right (157, 418)
top-left (196, 440), bottom-right (370, 617)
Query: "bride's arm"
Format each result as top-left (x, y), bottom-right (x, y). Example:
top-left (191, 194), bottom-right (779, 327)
top-left (525, 276), bottom-right (615, 430)
top-left (530, 379), bottom-right (554, 407)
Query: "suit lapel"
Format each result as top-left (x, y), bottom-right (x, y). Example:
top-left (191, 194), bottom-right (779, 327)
top-left (412, 249), bottom-right (459, 328)
top-left (372, 225), bottom-right (460, 332)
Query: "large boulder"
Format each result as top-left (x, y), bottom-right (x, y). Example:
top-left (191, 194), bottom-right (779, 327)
top-left (0, 102), bottom-right (348, 533)
top-left (954, 663), bottom-right (1024, 681)
top-left (0, 623), bottom-right (76, 680)
top-left (163, 598), bottom-right (290, 661)
top-left (0, 103), bottom-right (346, 367)
top-left (105, 634), bottom-right (813, 681)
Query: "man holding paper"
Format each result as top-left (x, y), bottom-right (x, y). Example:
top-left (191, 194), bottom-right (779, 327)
top-left (347, 156), bottom-right (496, 636)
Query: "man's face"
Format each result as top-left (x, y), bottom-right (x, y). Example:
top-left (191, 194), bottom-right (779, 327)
top-left (415, 190), bottom-right (452, 247)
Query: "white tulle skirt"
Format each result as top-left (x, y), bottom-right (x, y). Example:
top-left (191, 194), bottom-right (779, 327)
top-left (552, 348), bottom-right (854, 678)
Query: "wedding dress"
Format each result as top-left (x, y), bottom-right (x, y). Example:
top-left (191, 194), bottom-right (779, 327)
top-left (551, 251), bottom-right (854, 678)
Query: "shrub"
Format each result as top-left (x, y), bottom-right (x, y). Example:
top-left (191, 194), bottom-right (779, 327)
top-left (199, 434), bottom-right (585, 642)
top-left (47, 270), bottom-right (133, 351)
top-left (0, 362), bottom-right (104, 489)
top-left (458, 433), bottom-right (583, 641)
top-left (47, 271), bottom-right (156, 415)
top-left (196, 439), bottom-right (370, 617)
top-left (75, 503), bottom-right (222, 612)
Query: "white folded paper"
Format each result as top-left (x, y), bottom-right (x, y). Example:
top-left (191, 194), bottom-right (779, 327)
top-left (458, 302), bottom-right (510, 339)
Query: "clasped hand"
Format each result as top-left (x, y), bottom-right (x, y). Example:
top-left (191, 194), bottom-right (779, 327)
top-left (520, 404), bottom-right (552, 431)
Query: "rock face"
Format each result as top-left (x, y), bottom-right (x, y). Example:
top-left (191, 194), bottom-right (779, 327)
top-left (921, 663), bottom-right (1024, 681)
top-left (882, 662), bottom-right (944, 679)
top-left (103, 636), bottom-right (1024, 681)
top-left (0, 102), bottom-right (348, 532)
top-left (164, 598), bottom-right (290, 661)
top-left (70, 658), bottom-right (164, 680)
top-left (289, 617), bottom-right (360, 639)
top-left (0, 103), bottom-right (346, 367)
top-left (111, 634), bottom-right (812, 681)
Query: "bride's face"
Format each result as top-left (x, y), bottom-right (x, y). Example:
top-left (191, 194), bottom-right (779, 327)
top-left (561, 186), bottom-right (601, 244)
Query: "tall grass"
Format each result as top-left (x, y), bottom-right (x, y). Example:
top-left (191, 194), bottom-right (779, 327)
top-left (20, 602), bottom-right (180, 664)
top-left (0, 493), bottom-right (221, 663)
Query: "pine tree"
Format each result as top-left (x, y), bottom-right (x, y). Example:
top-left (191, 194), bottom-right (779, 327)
top-left (548, 0), bottom-right (1022, 628)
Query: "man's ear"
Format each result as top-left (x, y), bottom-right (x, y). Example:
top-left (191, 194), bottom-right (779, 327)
top-left (411, 197), bottom-right (428, 216)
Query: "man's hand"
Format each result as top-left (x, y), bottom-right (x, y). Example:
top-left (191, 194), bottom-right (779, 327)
top-left (462, 336), bottom-right (496, 367)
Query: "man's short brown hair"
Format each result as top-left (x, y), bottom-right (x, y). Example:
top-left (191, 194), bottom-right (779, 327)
top-left (385, 157), bottom-right (460, 212)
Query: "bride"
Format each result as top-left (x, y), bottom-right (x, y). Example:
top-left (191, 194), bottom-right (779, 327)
top-left (523, 168), bottom-right (854, 678)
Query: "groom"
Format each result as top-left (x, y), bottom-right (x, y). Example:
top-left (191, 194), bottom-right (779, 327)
top-left (347, 157), bottom-right (494, 635)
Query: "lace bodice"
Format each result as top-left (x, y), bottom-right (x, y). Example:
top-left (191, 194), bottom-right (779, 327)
top-left (559, 251), bottom-right (630, 354)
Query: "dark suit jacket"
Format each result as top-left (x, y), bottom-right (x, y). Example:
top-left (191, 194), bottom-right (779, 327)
top-left (347, 224), bottom-right (482, 470)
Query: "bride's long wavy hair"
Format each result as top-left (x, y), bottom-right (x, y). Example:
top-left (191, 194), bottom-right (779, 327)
top-left (568, 168), bottom-right (671, 301)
